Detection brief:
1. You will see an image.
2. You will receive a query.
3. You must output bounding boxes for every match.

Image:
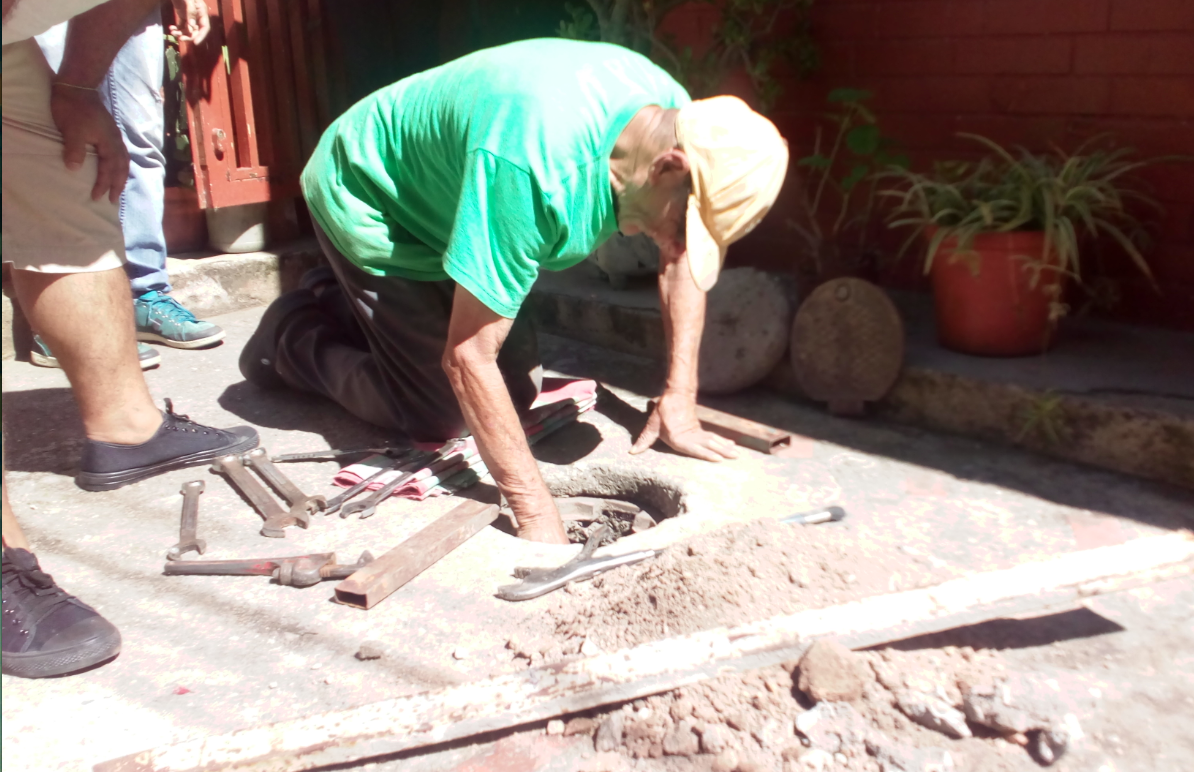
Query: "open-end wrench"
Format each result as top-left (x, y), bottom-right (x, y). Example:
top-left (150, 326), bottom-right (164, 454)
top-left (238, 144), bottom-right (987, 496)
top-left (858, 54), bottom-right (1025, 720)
top-left (340, 438), bottom-right (468, 520)
top-left (243, 448), bottom-right (326, 533)
top-left (163, 551), bottom-right (375, 588)
top-left (271, 447), bottom-right (412, 463)
top-left (166, 480), bottom-right (206, 561)
top-left (324, 450), bottom-right (433, 517)
top-left (496, 526), bottom-right (661, 601)
top-left (211, 454), bottom-right (302, 538)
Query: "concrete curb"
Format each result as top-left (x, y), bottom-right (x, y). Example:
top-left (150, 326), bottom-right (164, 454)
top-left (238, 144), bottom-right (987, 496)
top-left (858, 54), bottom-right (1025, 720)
top-left (2, 241), bottom-right (324, 362)
top-left (526, 286), bottom-right (1194, 491)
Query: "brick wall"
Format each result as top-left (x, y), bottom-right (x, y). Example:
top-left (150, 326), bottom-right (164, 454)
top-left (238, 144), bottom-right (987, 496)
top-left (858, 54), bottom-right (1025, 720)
top-left (671, 0), bottom-right (1194, 330)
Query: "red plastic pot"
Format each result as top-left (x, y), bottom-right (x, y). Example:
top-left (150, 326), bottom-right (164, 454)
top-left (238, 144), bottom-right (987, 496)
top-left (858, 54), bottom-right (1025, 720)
top-left (929, 230), bottom-right (1063, 357)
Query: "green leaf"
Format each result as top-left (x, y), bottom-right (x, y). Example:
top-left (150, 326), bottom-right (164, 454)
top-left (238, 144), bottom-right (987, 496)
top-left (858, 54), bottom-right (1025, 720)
top-left (845, 124), bottom-right (880, 155)
top-left (841, 163), bottom-right (870, 192)
top-left (828, 87), bottom-right (873, 104)
top-left (797, 154), bottom-right (832, 169)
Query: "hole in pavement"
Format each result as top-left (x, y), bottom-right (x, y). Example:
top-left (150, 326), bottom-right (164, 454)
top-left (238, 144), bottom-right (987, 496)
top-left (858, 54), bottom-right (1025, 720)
top-left (489, 464), bottom-right (689, 545)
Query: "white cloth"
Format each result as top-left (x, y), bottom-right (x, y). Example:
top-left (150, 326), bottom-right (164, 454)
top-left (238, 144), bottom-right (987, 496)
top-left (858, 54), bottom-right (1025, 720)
top-left (2, 0), bottom-right (107, 45)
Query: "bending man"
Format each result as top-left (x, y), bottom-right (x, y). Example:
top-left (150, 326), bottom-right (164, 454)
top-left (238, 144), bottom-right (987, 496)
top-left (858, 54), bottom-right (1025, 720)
top-left (241, 39), bottom-right (788, 543)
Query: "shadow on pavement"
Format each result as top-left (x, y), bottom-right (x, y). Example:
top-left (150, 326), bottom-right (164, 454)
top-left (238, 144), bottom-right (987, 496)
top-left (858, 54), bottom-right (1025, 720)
top-left (877, 607), bottom-right (1126, 651)
top-left (2, 387), bottom-right (86, 475)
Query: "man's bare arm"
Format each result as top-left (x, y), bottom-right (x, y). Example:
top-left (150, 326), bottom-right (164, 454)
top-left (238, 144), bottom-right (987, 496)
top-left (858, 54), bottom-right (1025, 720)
top-left (630, 246), bottom-right (738, 461)
top-left (443, 286), bottom-right (568, 544)
top-left (52, 0), bottom-right (159, 202)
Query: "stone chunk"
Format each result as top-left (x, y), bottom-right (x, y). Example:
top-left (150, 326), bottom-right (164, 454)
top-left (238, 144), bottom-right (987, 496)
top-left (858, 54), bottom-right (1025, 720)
top-left (594, 711), bottom-right (625, 752)
top-left (565, 717), bottom-right (598, 736)
top-left (797, 640), bottom-right (867, 703)
top-left (895, 691), bottom-right (972, 739)
top-left (794, 748), bottom-right (832, 771)
top-left (700, 722), bottom-right (733, 754)
top-left (662, 719), bottom-right (700, 756)
top-left (355, 640), bottom-right (385, 660)
top-left (546, 719), bottom-right (565, 735)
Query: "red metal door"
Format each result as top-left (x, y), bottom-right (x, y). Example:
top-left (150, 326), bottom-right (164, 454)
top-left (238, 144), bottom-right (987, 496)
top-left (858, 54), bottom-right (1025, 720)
top-left (179, 0), bottom-right (334, 210)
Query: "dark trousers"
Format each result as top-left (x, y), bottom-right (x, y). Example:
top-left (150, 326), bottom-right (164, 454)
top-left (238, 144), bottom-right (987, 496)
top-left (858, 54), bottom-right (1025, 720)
top-left (272, 223), bottom-right (542, 441)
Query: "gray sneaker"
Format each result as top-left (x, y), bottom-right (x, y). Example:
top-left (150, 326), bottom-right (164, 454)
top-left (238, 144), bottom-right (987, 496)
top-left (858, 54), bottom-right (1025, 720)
top-left (31, 334), bottom-right (161, 370)
top-left (2, 547), bottom-right (122, 678)
top-left (134, 291), bottom-right (225, 349)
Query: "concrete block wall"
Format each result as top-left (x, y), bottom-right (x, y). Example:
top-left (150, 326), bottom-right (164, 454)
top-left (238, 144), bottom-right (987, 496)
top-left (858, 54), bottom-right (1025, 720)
top-left (661, 0), bottom-right (1194, 331)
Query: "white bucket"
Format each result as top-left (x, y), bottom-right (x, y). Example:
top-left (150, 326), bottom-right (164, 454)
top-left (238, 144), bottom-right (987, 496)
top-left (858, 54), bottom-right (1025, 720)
top-left (205, 203), bottom-right (268, 253)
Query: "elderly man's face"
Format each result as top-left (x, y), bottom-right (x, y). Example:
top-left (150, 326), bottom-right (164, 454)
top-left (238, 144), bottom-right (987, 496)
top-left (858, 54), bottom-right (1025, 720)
top-left (617, 148), bottom-right (691, 259)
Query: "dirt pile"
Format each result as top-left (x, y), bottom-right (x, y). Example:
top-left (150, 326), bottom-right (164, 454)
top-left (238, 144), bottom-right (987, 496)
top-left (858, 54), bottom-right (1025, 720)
top-left (561, 644), bottom-right (1094, 772)
top-left (542, 519), bottom-right (943, 654)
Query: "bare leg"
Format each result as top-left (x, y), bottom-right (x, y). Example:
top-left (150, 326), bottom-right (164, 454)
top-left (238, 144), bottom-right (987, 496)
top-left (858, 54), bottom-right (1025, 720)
top-left (1, 470), bottom-right (32, 551)
top-left (12, 267), bottom-right (162, 444)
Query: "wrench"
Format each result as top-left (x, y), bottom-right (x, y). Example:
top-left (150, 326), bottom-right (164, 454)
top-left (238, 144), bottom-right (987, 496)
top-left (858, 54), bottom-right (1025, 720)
top-left (163, 551), bottom-right (375, 588)
top-left (243, 448), bottom-right (326, 534)
top-left (340, 438), bottom-right (468, 520)
top-left (324, 450), bottom-right (433, 517)
top-left (496, 526), bottom-right (661, 601)
top-left (166, 480), bottom-right (206, 561)
top-left (211, 453), bottom-right (302, 538)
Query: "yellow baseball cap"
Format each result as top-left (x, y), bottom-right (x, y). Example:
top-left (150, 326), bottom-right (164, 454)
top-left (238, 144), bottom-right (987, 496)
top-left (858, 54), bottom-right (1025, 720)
top-left (676, 96), bottom-right (790, 291)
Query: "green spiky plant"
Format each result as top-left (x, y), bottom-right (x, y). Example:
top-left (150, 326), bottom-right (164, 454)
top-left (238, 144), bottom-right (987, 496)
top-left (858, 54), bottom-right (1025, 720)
top-left (881, 134), bottom-right (1167, 292)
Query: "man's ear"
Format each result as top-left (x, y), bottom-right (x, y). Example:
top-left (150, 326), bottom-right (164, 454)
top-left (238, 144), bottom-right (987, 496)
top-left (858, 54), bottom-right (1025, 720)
top-left (648, 148), bottom-right (690, 186)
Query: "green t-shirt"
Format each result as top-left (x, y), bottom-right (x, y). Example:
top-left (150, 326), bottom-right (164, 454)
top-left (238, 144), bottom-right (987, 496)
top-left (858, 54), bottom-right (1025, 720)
top-left (301, 38), bottom-right (690, 318)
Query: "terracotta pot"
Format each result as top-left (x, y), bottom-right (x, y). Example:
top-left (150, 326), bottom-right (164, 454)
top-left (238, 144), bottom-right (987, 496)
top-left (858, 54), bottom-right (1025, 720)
top-left (929, 230), bottom-right (1063, 356)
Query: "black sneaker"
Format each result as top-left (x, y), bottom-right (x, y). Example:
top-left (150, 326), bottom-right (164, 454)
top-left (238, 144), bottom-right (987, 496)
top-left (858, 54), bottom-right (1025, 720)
top-left (238, 289), bottom-right (319, 390)
top-left (76, 399), bottom-right (259, 491)
top-left (2, 547), bottom-right (122, 678)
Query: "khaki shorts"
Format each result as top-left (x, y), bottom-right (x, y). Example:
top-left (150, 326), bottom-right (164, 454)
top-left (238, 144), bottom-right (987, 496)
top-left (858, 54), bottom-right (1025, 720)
top-left (2, 39), bottom-right (125, 273)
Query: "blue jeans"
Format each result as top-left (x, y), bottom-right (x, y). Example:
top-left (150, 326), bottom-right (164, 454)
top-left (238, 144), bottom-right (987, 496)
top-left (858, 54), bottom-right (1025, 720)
top-left (37, 11), bottom-right (170, 296)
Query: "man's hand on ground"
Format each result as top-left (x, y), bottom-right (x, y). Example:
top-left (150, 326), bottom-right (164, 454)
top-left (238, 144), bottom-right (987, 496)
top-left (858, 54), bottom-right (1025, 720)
top-left (630, 392), bottom-right (739, 462)
top-left (50, 85), bottom-right (129, 203)
top-left (170, 0), bottom-right (211, 45)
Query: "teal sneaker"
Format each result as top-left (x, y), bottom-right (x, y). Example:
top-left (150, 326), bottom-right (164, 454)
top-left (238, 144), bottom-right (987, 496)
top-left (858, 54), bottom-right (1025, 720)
top-left (133, 291), bottom-right (225, 349)
top-left (31, 335), bottom-right (161, 370)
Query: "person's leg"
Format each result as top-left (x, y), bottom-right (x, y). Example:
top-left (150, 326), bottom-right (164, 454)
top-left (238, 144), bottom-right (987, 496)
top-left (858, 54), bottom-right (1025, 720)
top-left (242, 223), bottom-right (542, 440)
top-left (13, 267), bottom-right (162, 444)
top-left (3, 39), bottom-right (258, 490)
top-left (38, 14), bottom-right (224, 349)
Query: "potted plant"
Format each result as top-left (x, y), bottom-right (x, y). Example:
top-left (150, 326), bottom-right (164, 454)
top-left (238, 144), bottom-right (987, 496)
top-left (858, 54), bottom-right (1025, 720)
top-left (882, 134), bottom-right (1163, 356)
top-left (788, 87), bottom-right (906, 294)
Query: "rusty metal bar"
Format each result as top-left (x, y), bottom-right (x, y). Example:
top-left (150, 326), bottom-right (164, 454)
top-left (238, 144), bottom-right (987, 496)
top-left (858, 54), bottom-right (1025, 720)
top-left (334, 499), bottom-right (500, 610)
top-left (694, 404), bottom-right (793, 454)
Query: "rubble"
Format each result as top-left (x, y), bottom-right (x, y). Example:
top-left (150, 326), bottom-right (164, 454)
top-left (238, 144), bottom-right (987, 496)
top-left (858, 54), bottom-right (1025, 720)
top-left (893, 691), bottom-right (971, 739)
top-left (794, 702), bottom-right (871, 754)
top-left (797, 640), bottom-right (868, 703)
top-left (354, 640), bottom-right (385, 660)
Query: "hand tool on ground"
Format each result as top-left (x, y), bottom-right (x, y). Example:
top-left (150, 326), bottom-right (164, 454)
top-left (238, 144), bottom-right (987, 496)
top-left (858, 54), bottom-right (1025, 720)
top-left (166, 480), bottom-right (206, 561)
top-left (324, 450), bottom-right (434, 517)
top-left (781, 506), bottom-right (847, 525)
top-left (335, 499), bottom-right (499, 609)
top-left (271, 446), bottom-right (413, 463)
top-left (243, 448), bottom-right (327, 520)
top-left (496, 525), bottom-right (662, 602)
top-left (163, 551), bottom-right (375, 588)
top-left (211, 453), bottom-right (299, 538)
top-left (339, 438), bottom-right (469, 520)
